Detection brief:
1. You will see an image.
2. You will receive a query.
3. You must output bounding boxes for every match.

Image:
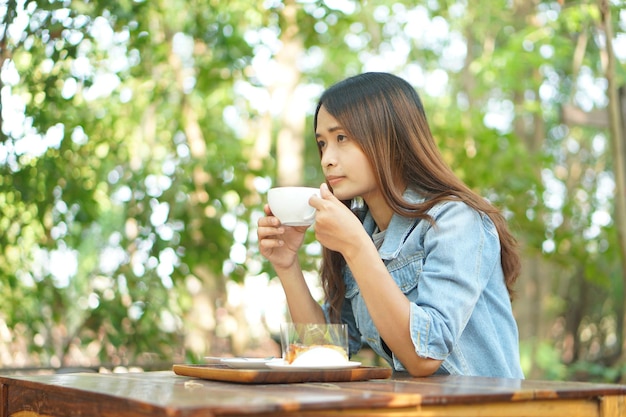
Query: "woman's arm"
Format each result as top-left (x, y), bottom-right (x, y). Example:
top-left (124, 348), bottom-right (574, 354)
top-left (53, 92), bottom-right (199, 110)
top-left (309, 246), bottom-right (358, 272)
top-left (310, 186), bottom-right (442, 376)
top-left (257, 205), bottom-right (326, 324)
top-left (342, 237), bottom-right (443, 376)
top-left (274, 261), bottom-right (326, 324)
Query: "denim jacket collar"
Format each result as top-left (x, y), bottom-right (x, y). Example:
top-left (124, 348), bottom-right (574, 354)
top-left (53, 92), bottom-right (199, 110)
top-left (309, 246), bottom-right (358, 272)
top-left (362, 187), bottom-right (426, 261)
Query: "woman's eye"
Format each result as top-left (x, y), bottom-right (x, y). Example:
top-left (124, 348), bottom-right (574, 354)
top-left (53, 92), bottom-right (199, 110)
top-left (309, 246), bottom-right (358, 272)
top-left (316, 140), bottom-right (326, 149)
top-left (337, 134), bottom-right (347, 142)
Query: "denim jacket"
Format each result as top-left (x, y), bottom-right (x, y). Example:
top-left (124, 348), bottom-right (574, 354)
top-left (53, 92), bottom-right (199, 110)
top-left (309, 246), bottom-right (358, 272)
top-left (328, 188), bottom-right (524, 378)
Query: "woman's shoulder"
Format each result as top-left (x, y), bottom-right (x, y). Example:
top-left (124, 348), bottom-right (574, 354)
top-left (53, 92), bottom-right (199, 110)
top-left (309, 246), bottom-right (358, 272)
top-left (426, 197), bottom-right (476, 218)
top-left (431, 205), bottom-right (502, 256)
top-left (400, 188), bottom-right (497, 233)
top-left (424, 198), bottom-right (498, 235)
top-left (404, 188), bottom-right (480, 216)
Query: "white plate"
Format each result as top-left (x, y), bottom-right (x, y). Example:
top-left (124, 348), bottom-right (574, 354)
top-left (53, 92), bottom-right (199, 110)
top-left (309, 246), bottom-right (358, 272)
top-left (265, 359), bottom-right (361, 371)
top-left (220, 358), bottom-right (274, 369)
top-left (204, 356), bottom-right (225, 364)
top-left (203, 357), bottom-right (275, 369)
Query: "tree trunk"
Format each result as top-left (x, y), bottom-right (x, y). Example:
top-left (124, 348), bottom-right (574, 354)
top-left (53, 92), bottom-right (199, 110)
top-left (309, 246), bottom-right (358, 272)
top-left (508, 0), bottom-right (551, 378)
top-left (274, 0), bottom-right (305, 186)
top-left (598, 0), bottom-right (626, 373)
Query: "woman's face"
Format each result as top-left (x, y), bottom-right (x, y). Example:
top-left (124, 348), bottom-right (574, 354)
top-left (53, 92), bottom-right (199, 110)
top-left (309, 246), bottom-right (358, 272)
top-left (315, 106), bottom-right (381, 205)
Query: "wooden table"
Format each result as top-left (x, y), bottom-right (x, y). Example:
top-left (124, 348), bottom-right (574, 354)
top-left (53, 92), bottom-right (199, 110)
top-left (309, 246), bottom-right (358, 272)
top-left (1, 370), bottom-right (625, 416)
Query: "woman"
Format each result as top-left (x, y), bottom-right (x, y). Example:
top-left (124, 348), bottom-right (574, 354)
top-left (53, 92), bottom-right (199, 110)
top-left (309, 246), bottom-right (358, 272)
top-left (257, 72), bottom-right (524, 378)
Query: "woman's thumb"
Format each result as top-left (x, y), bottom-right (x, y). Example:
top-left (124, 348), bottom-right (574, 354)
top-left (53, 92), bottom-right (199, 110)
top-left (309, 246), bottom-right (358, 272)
top-left (320, 182), bottom-right (333, 198)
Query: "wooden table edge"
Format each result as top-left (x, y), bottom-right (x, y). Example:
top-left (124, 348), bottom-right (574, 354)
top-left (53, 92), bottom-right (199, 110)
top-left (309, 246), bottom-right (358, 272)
top-left (2, 372), bottom-right (626, 417)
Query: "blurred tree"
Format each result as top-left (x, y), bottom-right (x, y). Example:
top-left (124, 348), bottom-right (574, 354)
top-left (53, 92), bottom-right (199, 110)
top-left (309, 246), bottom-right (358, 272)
top-left (1, 0), bottom-right (263, 366)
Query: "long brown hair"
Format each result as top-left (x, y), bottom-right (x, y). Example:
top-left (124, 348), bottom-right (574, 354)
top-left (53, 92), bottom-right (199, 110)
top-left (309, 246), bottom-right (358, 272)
top-left (314, 72), bottom-right (521, 322)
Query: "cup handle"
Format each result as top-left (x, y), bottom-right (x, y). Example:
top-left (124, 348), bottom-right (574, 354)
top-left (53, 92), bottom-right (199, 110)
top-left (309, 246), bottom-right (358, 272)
top-left (303, 209), bottom-right (316, 222)
top-left (304, 192), bottom-right (319, 223)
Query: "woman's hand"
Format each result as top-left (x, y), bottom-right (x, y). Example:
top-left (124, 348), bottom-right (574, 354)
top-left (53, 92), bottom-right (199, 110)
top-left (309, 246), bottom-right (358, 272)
top-left (257, 200), bottom-right (326, 324)
top-left (257, 205), bottom-right (309, 271)
top-left (309, 183), bottom-right (370, 259)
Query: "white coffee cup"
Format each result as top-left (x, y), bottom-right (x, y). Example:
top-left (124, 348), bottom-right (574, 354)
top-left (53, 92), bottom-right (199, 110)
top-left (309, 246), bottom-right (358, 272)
top-left (267, 187), bottom-right (320, 226)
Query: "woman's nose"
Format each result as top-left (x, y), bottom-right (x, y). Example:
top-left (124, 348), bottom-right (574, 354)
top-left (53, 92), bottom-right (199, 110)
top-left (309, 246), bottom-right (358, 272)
top-left (321, 147), bottom-right (336, 167)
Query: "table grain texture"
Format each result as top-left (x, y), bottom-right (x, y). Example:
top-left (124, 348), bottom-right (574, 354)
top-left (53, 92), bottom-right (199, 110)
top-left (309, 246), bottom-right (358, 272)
top-left (1, 370), bottom-right (625, 416)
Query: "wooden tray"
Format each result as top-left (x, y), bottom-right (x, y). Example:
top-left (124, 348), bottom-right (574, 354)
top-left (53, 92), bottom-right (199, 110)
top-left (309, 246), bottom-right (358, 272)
top-left (172, 363), bottom-right (392, 384)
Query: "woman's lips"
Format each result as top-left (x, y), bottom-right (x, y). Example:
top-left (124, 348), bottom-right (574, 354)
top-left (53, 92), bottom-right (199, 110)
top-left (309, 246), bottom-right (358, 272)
top-left (326, 176), bottom-right (343, 187)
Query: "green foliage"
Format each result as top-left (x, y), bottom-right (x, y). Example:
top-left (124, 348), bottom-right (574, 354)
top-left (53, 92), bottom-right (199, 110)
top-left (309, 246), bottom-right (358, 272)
top-left (535, 341), bottom-right (569, 380)
top-left (1, 0), bottom-right (260, 366)
top-left (567, 361), bottom-right (626, 383)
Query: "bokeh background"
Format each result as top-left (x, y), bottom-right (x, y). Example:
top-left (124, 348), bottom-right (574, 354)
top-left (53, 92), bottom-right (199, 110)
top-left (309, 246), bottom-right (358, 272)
top-left (1, 0), bottom-right (626, 382)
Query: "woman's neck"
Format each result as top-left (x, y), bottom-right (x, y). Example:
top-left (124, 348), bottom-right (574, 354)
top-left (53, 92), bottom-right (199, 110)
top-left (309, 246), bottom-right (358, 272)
top-left (364, 193), bottom-right (394, 232)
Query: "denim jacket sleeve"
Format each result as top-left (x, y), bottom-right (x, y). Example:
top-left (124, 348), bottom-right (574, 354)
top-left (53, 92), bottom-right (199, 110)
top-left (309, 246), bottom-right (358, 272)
top-left (403, 200), bottom-right (501, 362)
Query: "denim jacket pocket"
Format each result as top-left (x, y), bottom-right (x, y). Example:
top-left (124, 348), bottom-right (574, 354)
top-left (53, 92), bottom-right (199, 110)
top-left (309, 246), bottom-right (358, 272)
top-left (386, 252), bottom-right (424, 294)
